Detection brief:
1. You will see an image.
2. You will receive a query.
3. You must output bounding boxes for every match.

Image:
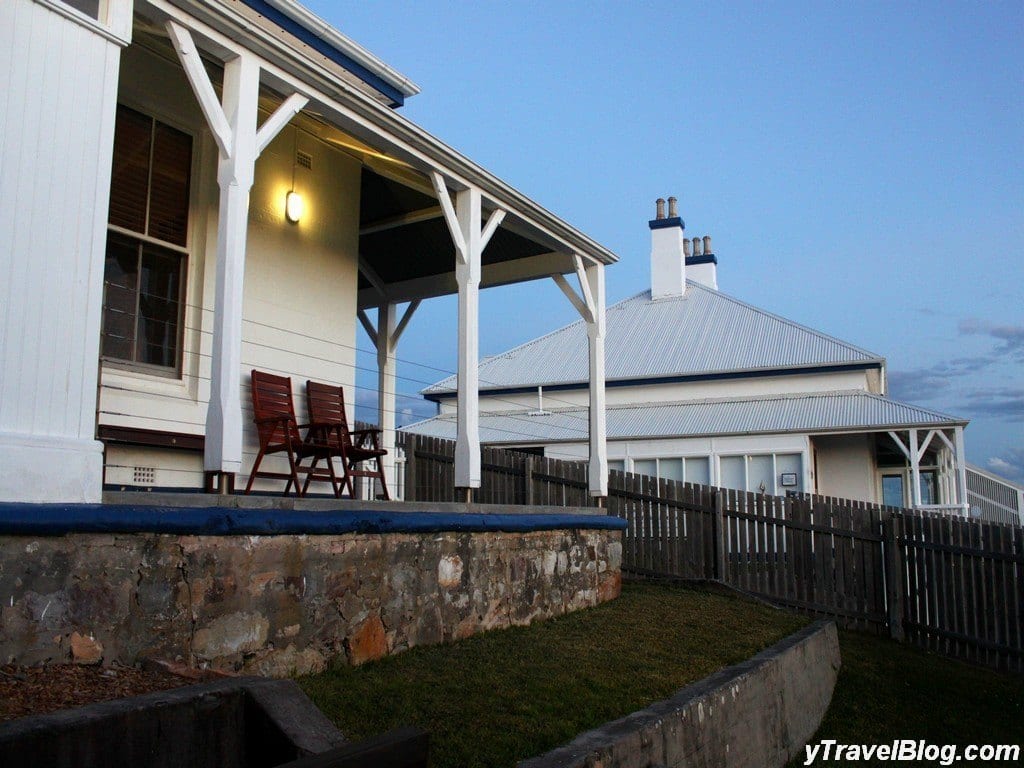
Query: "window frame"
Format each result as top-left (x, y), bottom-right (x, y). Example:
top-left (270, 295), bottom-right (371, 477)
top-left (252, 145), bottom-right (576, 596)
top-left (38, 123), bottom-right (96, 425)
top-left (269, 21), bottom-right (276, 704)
top-left (100, 105), bottom-right (195, 378)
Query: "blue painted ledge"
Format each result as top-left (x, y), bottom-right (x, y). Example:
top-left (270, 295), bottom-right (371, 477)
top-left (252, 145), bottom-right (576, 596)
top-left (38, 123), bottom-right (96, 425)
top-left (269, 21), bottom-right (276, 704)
top-left (0, 503), bottom-right (627, 537)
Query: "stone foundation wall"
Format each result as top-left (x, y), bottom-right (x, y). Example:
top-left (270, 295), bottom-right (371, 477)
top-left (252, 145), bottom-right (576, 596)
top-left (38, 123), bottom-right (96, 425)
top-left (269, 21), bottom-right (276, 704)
top-left (0, 528), bottom-right (622, 676)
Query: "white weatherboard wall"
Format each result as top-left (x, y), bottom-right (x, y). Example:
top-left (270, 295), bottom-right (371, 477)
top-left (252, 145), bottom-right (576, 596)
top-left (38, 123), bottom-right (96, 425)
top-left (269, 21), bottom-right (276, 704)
top-left (441, 367), bottom-right (877, 415)
top-left (0, 0), bottom-right (130, 503)
top-left (99, 44), bottom-right (360, 491)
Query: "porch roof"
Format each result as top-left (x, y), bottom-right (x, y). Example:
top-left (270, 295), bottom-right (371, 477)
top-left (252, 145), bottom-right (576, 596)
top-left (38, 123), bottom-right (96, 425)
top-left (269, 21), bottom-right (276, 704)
top-left (141, 0), bottom-right (618, 310)
top-left (401, 390), bottom-right (968, 445)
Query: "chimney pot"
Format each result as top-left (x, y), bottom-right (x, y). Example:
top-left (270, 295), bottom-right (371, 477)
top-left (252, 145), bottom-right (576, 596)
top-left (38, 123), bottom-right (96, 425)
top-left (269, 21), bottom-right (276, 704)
top-left (703, 235), bottom-right (712, 254)
top-left (655, 198), bottom-right (666, 220)
top-left (692, 237), bottom-right (702, 257)
top-left (683, 238), bottom-right (692, 257)
top-left (667, 196), bottom-right (678, 218)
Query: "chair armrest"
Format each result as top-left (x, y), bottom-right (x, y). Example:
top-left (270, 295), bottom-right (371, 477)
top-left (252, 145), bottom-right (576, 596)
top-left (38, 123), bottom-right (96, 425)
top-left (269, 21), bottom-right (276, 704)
top-left (350, 429), bottom-right (385, 451)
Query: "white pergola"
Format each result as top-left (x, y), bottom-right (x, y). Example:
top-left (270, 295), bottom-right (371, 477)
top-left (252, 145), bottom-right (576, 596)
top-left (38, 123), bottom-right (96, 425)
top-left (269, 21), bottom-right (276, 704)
top-left (152, 0), bottom-right (613, 499)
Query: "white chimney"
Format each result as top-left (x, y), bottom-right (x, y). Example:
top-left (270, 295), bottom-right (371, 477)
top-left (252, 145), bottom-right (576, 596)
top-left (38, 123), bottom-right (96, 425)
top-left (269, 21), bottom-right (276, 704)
top-left (686, 234), bottom-right (718, 290)
top-left (649, 197), bottom-right (686, 299)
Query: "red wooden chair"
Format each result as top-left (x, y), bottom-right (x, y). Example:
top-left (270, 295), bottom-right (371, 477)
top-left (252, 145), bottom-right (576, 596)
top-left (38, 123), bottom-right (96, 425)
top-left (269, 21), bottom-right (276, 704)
top-left (244, 370), bottom-right (342, 497)
top-left (306, 380), bottom-right (390, 500)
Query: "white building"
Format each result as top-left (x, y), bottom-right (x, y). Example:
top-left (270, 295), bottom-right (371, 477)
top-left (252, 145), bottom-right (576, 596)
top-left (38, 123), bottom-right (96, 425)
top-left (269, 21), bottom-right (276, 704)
top-left (0, 0), bottom-right (616, 503)
top-left (408, 198), bottom-right (973, 513)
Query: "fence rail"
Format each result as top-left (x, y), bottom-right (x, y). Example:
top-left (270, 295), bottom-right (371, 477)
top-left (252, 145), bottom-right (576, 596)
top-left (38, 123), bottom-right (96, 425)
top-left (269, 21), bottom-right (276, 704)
top-left (397, 432), bottom-right (1024, 672)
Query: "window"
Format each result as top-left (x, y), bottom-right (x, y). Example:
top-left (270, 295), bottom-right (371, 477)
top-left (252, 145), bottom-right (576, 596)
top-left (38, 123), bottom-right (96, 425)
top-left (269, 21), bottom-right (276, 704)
top-left (880, 469), bottom-right (938, 507)
top-left (718, 453), bottom-right (804, 495)
top-left (101, 106), bottom-right (192, 370)
top-left (629, 456), bottom-right (712, 485)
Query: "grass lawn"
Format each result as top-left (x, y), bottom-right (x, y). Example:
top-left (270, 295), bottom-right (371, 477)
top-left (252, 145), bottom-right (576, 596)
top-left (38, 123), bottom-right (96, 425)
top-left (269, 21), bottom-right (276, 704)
top-left (792, 630), bottom-right (1024, 766)
top-left (299, 582), bottom-right (807, 767)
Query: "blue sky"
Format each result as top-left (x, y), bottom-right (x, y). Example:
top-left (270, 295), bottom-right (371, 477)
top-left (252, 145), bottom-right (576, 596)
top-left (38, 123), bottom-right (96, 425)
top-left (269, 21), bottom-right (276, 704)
top-left (305, 1), bottom-right (1023, 480)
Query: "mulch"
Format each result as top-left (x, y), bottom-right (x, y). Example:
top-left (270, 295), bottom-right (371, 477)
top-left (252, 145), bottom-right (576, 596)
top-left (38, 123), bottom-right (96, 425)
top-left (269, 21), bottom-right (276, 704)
top-left (0, 663), bottom-right (191, 722)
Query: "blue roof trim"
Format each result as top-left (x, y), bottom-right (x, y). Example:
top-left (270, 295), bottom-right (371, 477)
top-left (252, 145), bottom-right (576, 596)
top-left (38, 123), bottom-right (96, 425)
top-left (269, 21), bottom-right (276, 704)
top-left (424, 361), bottom-right (884, 401)
top-left (648, 217), bottom-right (684, 230)
top-left (0, 503), bottom-right (626, 536)
top-left (686, 254), bottom-right (717, 265)
top-left (239, 0), bottom-right (405, 107)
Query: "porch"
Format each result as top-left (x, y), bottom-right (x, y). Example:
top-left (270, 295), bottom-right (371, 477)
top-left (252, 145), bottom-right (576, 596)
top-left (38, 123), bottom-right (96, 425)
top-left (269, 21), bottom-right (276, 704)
top-left (0, 0), bottom-right (614, 505)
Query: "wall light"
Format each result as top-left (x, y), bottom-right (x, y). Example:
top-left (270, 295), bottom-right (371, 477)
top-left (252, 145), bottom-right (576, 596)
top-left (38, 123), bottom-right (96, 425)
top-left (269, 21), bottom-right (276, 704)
top-left (285, 190), bottom-right (304, 224)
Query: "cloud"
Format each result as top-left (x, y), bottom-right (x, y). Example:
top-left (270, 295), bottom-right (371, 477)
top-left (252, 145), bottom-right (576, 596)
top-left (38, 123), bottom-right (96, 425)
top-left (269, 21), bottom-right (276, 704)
top-left (887, 358), bottom-right (979, 402)
top-left (960, 387), bottom-right (1024, 421)
top-left (959, 319), bottom-right (1024, 360)
top-left (987, 449), bottom-right (1024, 483)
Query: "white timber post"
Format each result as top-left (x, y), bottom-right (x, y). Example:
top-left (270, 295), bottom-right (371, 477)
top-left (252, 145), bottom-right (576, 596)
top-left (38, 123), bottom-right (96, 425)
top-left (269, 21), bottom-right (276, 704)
top-left (585, 261), bottom-right (608, 498)
top-left (954, 426), bottom-right (969, 515)
top-left (552, 256), bottom-right (608, 499)
top-left (454, 187), bottom-right (483, 493)
top-left (167, 22), bottom-right (307, 491)
top-left (908, 429), bottom-right (922, 508)
top-left (431, 172), bottom-right (505, 497)
top-left (377, 303), bottom-right (397, 498)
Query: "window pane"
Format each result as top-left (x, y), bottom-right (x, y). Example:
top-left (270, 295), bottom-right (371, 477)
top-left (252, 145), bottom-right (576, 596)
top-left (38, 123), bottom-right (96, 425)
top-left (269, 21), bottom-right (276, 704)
top-left (633, 459), bottom-right (656, 478)
top-left (920, 471), bottom-right (937, 505)
top-left (720, 456), bottom-right (745, 491)
top-left (101, 233), bottom-right (138, 361)
top-left (108, 107), bottom-right (151, 234)
top-left (882, 475), bottom-right (904, 508)
top-left (685, 457), bottom-right (710, 486)
top-left (776, 453), bottom-right (803, 492)
top-left (148, 123), bottom-right (192, 246)
top-left (659, 458), bottom-right (683, 482)
top-left (60, 0), bottom-right (100, 19)
top-left (608, 460), bottom-right (625, 474)
top-left (749, 455), bottom-right (773, 494)
top-left (137, 246), bottom-right (182, 367)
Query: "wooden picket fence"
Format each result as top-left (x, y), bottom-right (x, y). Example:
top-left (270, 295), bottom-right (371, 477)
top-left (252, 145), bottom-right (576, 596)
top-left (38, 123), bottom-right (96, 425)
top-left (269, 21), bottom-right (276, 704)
top-left (398, 433), bottom-right (591, 507)
top-left (397, 432), bottom-right (1024, 672)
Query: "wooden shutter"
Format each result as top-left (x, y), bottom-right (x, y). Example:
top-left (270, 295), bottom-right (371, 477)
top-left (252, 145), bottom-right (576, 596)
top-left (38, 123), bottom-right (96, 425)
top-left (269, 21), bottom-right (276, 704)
top-left (108, 106), bottom-right (150, 234)
top-left (148, 123), bottom-right (192, 246)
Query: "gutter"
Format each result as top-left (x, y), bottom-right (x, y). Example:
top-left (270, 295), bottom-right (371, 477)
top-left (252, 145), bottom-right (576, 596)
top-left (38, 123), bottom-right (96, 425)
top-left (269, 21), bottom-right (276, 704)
top-left (401, 419), bottom-right (971, 446)
top-left (423, 360), bottom-right (889, 400)
top-left (260, 0), bottom-right (420, 100)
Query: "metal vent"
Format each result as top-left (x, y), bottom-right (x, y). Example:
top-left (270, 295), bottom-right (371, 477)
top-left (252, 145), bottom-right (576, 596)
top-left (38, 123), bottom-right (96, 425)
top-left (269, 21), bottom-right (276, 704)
top-left (296, 150), bottom-right (313, 170)
top-left (133, 466), bottom-right (155, 484)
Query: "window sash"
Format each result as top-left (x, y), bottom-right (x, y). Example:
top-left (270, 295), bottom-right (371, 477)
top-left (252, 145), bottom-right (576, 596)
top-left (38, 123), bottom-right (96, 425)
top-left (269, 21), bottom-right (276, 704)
top-left (102, 106), bottom-right (191, 371)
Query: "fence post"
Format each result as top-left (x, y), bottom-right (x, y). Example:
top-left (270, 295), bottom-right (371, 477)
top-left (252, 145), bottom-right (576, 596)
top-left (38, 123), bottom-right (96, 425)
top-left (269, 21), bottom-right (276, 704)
top-left (713, 489), bottom-right (726, 582)
top-left (403, 434), bottom-right (417, 502)
top-left (884, 513), bottom-right (905, 641)
top-left (524, 455), bottom-right (536, 506)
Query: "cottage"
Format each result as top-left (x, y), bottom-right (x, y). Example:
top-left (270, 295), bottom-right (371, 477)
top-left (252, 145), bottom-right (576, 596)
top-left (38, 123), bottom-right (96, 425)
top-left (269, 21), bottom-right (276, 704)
top-left (408, 198), bottom-right (974, 513)
top-left (0, 0), bottom-right (617, 504)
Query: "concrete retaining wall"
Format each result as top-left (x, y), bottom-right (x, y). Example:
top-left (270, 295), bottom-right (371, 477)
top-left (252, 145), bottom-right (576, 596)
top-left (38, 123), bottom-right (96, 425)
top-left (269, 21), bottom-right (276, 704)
top-left (519, 620), bottom-right (839, 768)
top-left (0, 512), bottom-right (623, 676)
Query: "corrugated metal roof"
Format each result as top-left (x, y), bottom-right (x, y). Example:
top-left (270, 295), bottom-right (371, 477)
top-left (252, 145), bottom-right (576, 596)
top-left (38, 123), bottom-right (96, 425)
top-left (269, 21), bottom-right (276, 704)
top-left (402, 391), bottom-right (966, 444)
top-left (424, 283), bottom-right (883, 395)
